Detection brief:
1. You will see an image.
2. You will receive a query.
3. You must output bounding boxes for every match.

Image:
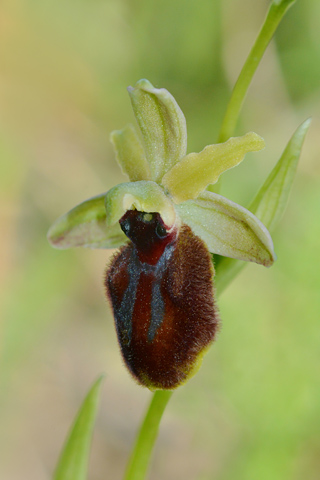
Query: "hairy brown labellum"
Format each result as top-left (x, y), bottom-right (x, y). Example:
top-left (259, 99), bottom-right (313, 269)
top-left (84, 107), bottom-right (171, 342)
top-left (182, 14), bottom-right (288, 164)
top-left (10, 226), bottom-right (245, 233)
top-left (105, 210), bottom-right (219, 390)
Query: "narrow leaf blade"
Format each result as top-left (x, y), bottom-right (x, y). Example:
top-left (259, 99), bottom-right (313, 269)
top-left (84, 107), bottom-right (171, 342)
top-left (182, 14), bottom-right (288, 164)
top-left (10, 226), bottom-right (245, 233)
top-left (273, 0), bottom-right (296, 7)
top-left (53, 376), bottom-right (104, 480)
top-left (249, 118), bottom-right (311, 230)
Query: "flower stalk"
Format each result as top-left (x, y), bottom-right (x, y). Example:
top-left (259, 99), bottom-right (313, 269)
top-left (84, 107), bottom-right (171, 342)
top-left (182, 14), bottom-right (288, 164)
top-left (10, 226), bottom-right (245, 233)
top-left (218, 0), bottom-right (296, 143)
top-left (124, 390), bottom-right (173, 480)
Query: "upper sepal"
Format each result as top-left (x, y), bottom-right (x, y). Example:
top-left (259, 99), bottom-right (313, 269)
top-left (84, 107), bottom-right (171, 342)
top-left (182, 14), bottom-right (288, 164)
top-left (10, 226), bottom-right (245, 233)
top-left (128, 79), bottom-right (187, 183)
top-left (104, 180), bottom-right (177, 230)
top-left (47, 193), bottom-right (126, 249)
top-left (162, 132), bottom-right (265, 203)
top-left (176, 191), bottom-right (276, 266)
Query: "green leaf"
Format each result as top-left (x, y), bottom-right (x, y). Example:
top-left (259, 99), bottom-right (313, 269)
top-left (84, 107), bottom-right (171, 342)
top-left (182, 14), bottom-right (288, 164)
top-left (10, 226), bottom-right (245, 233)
top-left (128, 79), bottom-right (187, 183)
top-left (176, 191), bottom-right (275, 266)
top-left (105, 180), bottom-right (177, 229)
top-left (273, 0), bottom-right (296, 7)
top-left (110, 124), bottom-right (151, 182)
top-left (249, 118), bottom-right (311, 231)
top-left (47, 193), bottom-right (126, 249)
top-left (53, 376), bottom-right (104, 480)
top-left (162, 132), bottom-right (265, 204)
top-left (215, 119), bottom-right (311, 293)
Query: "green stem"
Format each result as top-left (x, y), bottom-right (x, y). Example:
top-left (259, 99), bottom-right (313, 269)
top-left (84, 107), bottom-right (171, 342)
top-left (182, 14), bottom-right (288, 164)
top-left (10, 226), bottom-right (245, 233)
top-left (218, 0), bottom-right (296, 143)
top-left (124, 390), bottom-right (173, 480)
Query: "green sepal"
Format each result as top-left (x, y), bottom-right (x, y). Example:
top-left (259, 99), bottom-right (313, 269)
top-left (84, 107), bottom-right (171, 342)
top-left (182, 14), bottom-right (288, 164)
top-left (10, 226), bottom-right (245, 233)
top-left (53, 376), bottom-right (104, 480)
top-left (105, 180), bottom-right (177, 229)
top-left (110, 124), bottom-right (151, 182)
top-left (176, 191), bottom-right (275, 266)
top-left (47, 193), bottom-right (126, 249)
top-left (128, 79), bottom-right (187, 183)
top-left (162, 132), bottom-right (265, 204)
top-left (215, 119), bottom-right (311, 293)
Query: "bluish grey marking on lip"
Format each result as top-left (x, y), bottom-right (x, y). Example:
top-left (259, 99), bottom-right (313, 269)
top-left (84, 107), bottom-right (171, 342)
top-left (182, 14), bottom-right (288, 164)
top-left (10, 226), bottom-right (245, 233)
top-left (114, 244), bottom-right (175, 345)
top-left (113, 250), bottom-right (140, 346)
top-left (147, 244), bottom-right (175, 342)
top-left (148, 279), bottom-right (165, 342)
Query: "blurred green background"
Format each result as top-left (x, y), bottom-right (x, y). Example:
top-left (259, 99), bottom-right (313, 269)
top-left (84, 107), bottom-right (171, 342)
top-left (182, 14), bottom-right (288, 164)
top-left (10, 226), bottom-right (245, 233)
top-left (1, 0), bottom-right (319, 479)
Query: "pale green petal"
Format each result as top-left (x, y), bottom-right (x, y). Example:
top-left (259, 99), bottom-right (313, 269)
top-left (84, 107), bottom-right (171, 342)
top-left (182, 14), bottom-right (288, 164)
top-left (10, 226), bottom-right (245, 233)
top-left (162, 132), bottom-right (265, 204)
top-left (105, 180), bottom-right (177, 229)
top-left (249, 118), bottom-right (311, 230)
top-left (176, 191), bottom-right (275, 266)
top-left (110, 124), bottom-right (151, 181)
top-left (128, 79), bottom-right (187, 182)
top-left (47, 193), bottom-right (126, 249)
top-left (215, 118), bottom-right (311, 293)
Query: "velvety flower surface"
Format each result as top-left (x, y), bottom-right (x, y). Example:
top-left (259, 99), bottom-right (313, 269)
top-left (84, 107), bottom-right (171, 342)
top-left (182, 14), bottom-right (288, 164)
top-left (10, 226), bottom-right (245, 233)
top-left (48, 79), bottom-right (275, 390)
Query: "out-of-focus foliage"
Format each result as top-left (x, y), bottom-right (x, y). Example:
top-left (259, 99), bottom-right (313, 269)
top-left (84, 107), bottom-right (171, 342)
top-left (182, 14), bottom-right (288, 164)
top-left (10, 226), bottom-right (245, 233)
top-left (0, 1), bottom-right (319, 479)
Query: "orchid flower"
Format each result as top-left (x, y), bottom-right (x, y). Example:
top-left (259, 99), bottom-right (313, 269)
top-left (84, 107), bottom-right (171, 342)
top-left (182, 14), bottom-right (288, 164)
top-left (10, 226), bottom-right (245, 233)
top-left (47, 79), bottom-right (275, 390)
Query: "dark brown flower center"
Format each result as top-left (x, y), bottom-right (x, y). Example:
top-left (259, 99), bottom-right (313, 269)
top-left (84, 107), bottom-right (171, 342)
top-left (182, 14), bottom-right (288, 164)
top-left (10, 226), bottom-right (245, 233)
top-left (119, 209), bottom-right (177, 265)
